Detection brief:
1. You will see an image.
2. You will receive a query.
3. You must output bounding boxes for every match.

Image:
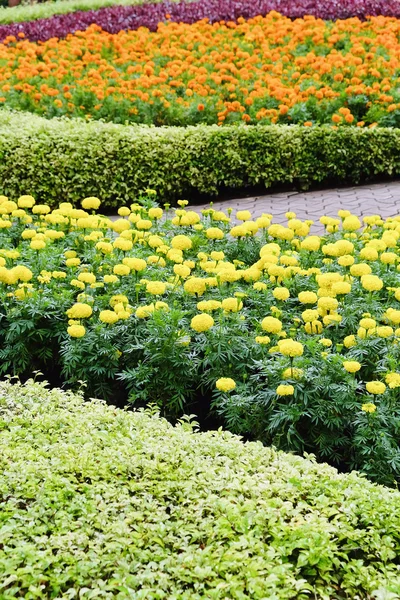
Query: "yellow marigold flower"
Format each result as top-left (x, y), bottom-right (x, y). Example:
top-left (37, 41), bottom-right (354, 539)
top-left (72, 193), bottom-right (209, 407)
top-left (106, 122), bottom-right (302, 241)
top-left (386, 308), bottom-right (400, 325)
top-left (70, 279), bottom-right (85, 289)
top-left (302, 309), bottom-right (319, 323)
top-left (112, 219), bottom-right (131, 234)
top-left (197, 300), bottom-right (222, 312)
top-left (323, 314), bottom-right (342, 326)
top-left (343, 360), bottom-right (361, 373)
top-left (12, 266), bottom-right (33, 282)
top-left (67, 324), bottom-right (86, 338)
top-left (298, 291), bottom-right (318, 304)
top-left (359, 247), bottom-right (378, 261)
top-left (361, 274), bottom-right (383, 292)
top-left (381, 252), bottom-right (397, 265)
top-left (30, 239), bottom-right (46, 250)
top-left (342, 216), bottom-right (361, 231)
top-left (96, 241), bottom-right (113, 254)
top-left (174, 264), bottom-right (191, 279)
top-left (350, 263), bottom-right (372, 277)
top-left (113, 264), bottom-right (130, 276)
top-left (171, 235), bottom-right (192, 250)
top-left (135, 304), bottom-right (155, 318)
top-left (338, 254), bottom-right (354, 266)
top-left (268, 224), bottom-right (294, 241)
top-left (255, 335), bottom-right (270, 345)
top-left (77, 272), bottom-right (96, 284)
top-left (273, 287), bottom-right (290, 301)
top-left (206, 227), bottom-right (224, 240)
top-left (261, 316), bottom-right (282, 334)
top-left (376, 326), bottom-right (393, 338)
top-left (166, 249), bottom-right (184, 264)
top-left (282, 367), bottom-right (304, 379)
top-left (146, 281), bottom-right (166, 295)
top-left (32, 204), bottom-right (51, 215)
top-left (191, 314), bottom-right (214, 332)
top-left (184, 278), bottom-right (207, 296)
top-left (66, 258), bottom-right (81, 267)
top-left (52, 271), bottom-right (66, 279)
top-left (109, 295), bottom-right (129, 308)
top-left (216, 378), bottom-right (236, 392)
top-left (276, 384), bottom-right (294, 396)
top-left (99, 310), bottom-right (119, 324)
top-left (17, 195), bottom-right (35, 209)
top-left (278, 339), bottom-right (304, 357)
top-left (230, 225), bottom-right (248, 238)
top-left (300, 236), bottom-right (321, 251)
top-left (343, 335), bottom-right (356, 348)
top-left (366, 381), bottom-right (386, 395)
top-left (122, 257), bottom-right (147, 272)
top-left (361, 402), bottom-right (376, 413)
top-left (66, 303), bottom-right (93, 319)
top-left (359, 318), bottom-right (376, 329)
top-left (319, 338), bottom-right (332, 347)
top-left (103, 274), bottom-right (119, 284)
top-left (332, 282), bottom-right (351, 295)
top-left (385, 373), bottom-right (400, 389)
top-left (253, 282), bottom-right (267, 291)
top-left (236, 210), bottom-right (252, 221)
top-left (118, 207), bottom-right (131, 217)
top-left (304, 320), bottom-right (323, 334)
top-left (21, 230), bottom-right (36, 240)
top-left (81, 197), bottom-right (101, 211)
top-left (210, 251), bottom-right (224, 261)
top-left (317, 297), bottom-right (338, 312)
top-left (113, 237), bottom-right (133, 251)
top-left (148, 207), bottom-right (163, 219)
top-left (222, 297), bottom-right (243, 312)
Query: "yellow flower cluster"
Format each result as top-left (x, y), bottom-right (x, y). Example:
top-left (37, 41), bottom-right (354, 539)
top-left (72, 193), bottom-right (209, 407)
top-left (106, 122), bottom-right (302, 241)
top-left (1, 193), bottom-right (400, 408)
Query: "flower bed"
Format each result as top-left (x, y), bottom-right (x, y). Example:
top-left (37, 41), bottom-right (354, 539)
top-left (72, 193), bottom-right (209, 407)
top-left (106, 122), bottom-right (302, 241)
top-left (2, 193), bottom-right (400, 483)
top-left (3, 379), bottom-right (400, 598)
top-left (1, 0), bottom-right (400, 41)
top-left (1, 14), bottom-right (400, 127)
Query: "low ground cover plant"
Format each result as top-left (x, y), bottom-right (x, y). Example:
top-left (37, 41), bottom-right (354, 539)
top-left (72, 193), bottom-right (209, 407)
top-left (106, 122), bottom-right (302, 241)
top-left (1, 13), bottom-right (400, 126)
top-left (2, 193), bottom-right (400, 483)
top-left (2, 379), bottom-right (400, 598)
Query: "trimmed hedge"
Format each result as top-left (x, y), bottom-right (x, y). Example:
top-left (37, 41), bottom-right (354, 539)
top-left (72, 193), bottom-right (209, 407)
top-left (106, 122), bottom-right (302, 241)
top-left (1, 111), bottom-right (400, 208)
top-left (2, 379), bottom-right (400, 598)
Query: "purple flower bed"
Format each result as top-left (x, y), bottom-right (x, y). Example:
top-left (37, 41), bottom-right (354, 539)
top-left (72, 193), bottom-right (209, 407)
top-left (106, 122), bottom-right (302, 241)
top-left (1, 0), bottom-right (399, 43)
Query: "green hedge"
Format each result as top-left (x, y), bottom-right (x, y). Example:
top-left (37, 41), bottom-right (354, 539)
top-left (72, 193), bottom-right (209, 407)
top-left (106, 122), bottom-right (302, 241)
top-left (1, 110), bottom-right (400, 208)
top-left (0, 0), bottom-right (180, 24)
top-left (2, 379), bottom-right (400, 598)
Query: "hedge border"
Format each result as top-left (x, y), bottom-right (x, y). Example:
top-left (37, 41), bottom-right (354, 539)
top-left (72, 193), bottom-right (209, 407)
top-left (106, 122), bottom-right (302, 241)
top-left (1, 110), bottom-right (399, 208)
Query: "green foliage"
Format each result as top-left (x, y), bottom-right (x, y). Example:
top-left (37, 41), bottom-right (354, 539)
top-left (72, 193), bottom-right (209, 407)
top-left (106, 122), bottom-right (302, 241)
top-left (0, 0), bottom-right (176, 24)
top-left (2, 379), bottom-right (400, 599)
top-left (1, 110), bottom-right (400, 208)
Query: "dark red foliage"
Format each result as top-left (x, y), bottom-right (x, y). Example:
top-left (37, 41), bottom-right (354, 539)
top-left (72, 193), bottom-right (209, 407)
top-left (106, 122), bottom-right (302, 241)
top-left (0, 0), bottom-right (399, 43)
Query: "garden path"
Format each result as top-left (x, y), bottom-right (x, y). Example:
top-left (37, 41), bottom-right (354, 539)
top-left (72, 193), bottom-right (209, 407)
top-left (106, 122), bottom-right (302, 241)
top-left (192, 181), bottom-right (400, 232)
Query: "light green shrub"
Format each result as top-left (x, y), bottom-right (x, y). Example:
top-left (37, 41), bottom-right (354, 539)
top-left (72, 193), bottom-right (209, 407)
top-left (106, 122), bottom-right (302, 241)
top-left (1, 110), bottom-right (400, 209)
top-left (1, 379), bottom-right (400, 598)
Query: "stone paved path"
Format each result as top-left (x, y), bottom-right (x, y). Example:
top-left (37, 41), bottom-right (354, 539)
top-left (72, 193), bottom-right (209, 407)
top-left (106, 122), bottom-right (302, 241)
top-left (192, 181), bottom-right (400, 232)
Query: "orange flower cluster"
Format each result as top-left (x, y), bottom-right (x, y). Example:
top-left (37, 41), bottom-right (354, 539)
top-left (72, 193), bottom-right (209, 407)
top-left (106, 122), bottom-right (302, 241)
top-left (1, 12), bottom-right (400, 126)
